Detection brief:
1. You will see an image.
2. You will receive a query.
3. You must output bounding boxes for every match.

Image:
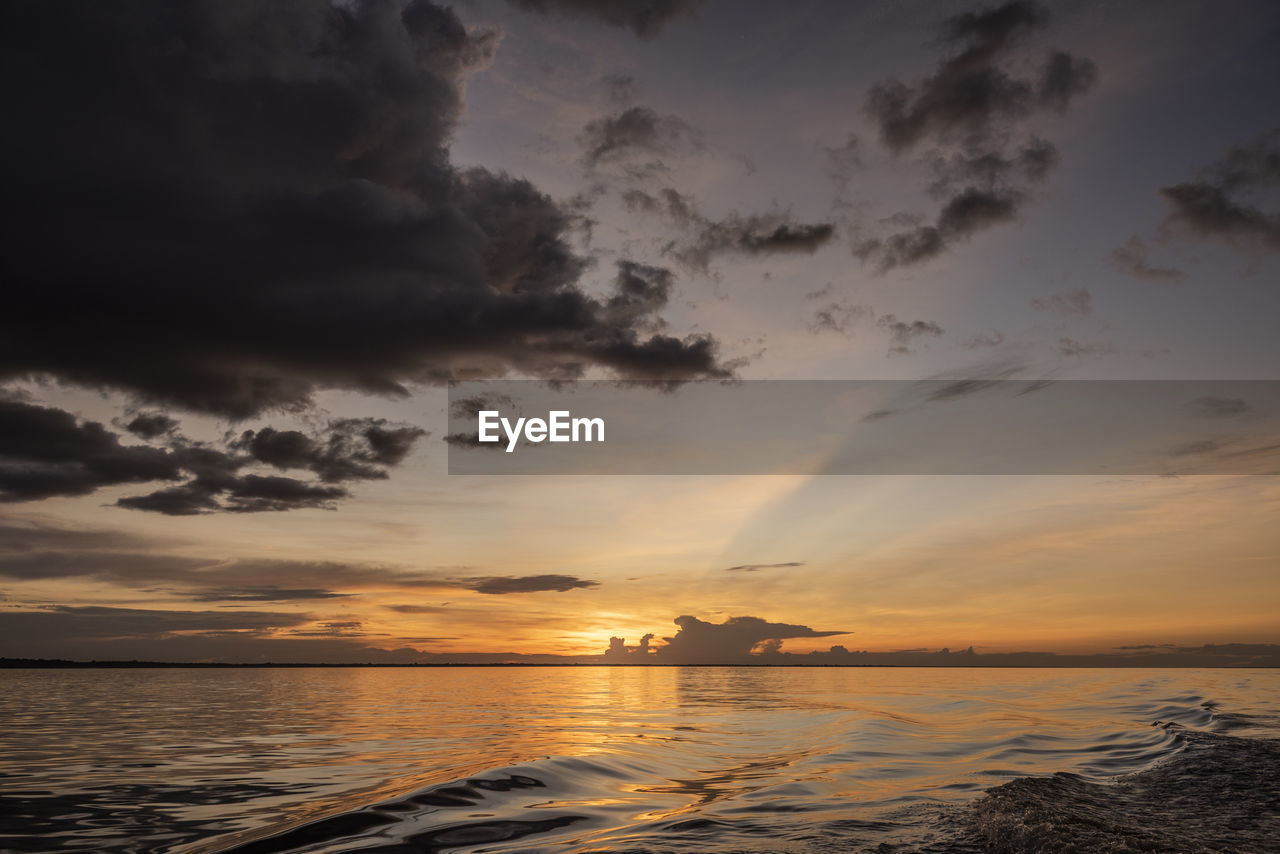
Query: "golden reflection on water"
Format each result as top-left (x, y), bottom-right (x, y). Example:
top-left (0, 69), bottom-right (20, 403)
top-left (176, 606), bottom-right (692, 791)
top-left (2, 666), bottom-right (1278, 852)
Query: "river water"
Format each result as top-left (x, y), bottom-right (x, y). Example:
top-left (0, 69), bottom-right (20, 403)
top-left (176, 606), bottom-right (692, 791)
top-left (2, 666), bottom-right (1278, 852)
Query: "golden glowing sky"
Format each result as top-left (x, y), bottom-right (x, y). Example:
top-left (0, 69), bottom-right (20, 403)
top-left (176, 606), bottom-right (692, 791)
top-left (3, 0), bottom-right (1280, 663)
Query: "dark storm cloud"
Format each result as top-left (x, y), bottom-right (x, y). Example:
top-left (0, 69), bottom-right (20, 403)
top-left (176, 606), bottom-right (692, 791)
top-left (114, 485), bottom-right (227, 516)
top-left (1159, 132), bottom-right (1280, 250)
top-left (215, 476), bottom-right (350, 514)
top-left (673, 214), bottom-right (837, 272)
top-left (0, 399), bottom-right (181, 502)
top-left (926, 139), bottom-right (1060, 196)
top-left (0, 1), bottom-right (726, 423)
top-left (652, 615), bottom-right (848, 664)
top-left (580, 106), bottom-right (704, 167)
top-left (858, 2), bottom-right (1096, 271)
top-left (722, 562), bottom-right (804, 572)
top-left (464, 575), bottom-right (599, 594)
top-left (1109, 236), bottom-right (1184, 282)
top-left (607, 261), bottom-right (675, 325)
top-left (854, 188), bottom-right (1022, 271)
top-left (117, 459), bottom-right (358, 517)
top-left (231, 419), bottom-right (426, 483)
top-left (735, 222), bottom-right (837, 254)
top-left (866, 2), bottom-right (1088, 151)
top-left (504, 0), bottom-right (704, 40)
top-left (1031, 288), bottom-right (1092, 316)
top-left (124, 413), bottom-right (179, 440)
top-left (0, 397), bottom-right (424, 513)
top-left (878, 315), bottom-right (944, 355)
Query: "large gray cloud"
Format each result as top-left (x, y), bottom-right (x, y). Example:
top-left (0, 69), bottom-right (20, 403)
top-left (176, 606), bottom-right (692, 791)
top-left (0, 0), bottom-right (726, 422)
top-left (857, 2), bottom-right (1096, 271)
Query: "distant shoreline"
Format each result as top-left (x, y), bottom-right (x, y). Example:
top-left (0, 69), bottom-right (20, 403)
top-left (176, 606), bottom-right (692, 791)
top-left (3, 658), bottom-right (1277, 670)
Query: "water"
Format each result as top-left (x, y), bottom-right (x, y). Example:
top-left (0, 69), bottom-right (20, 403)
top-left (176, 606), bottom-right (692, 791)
top-left (2, 667), bottom-right (1277, 853)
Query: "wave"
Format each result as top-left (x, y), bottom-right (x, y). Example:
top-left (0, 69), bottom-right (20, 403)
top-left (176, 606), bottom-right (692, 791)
top-left (951, 727), bottom-right (1280, 854)
top-left (207, 703), bottom-right (1279, 854)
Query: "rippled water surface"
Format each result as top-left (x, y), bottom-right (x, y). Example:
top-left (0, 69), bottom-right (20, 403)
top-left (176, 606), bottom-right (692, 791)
top-left (2, 667), bottom-right (1278, 852)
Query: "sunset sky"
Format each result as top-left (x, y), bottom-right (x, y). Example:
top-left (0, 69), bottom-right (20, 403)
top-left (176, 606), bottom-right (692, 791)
top-left (2, 0), bottom-right (1278, 663)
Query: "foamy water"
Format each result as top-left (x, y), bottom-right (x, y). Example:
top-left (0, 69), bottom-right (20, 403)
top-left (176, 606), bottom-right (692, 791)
top-left (2, 667), bottom-right (1277, 852)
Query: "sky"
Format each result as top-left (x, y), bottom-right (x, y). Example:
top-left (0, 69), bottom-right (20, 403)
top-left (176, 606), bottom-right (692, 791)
top-left (2, 0), bottom-right (1278, 665)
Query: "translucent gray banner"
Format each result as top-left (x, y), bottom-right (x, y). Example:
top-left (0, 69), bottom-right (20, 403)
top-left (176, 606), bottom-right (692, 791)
top-left (446, 380), bottom-right (1280, 475)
